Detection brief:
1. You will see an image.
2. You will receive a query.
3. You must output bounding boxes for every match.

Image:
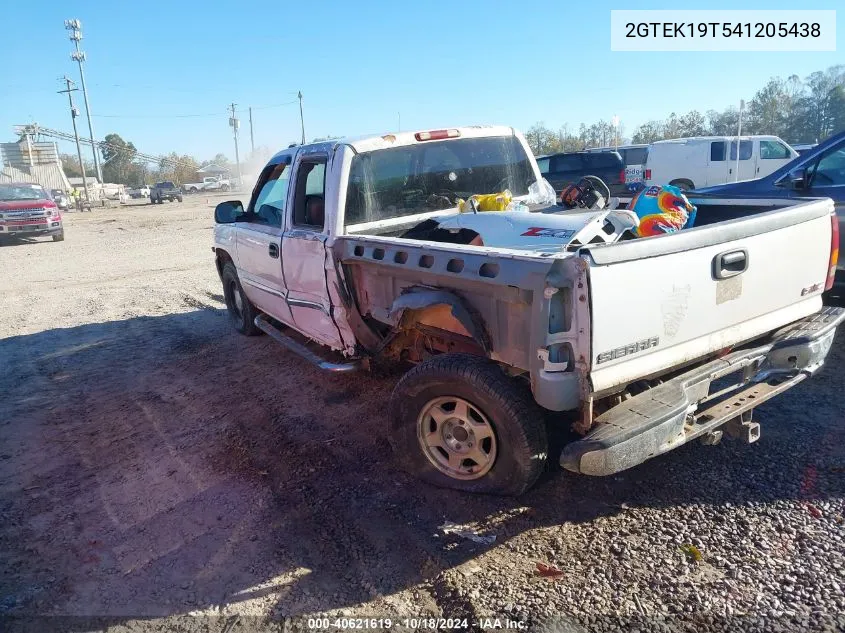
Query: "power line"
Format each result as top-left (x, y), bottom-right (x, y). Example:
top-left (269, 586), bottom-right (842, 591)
top-left (92, 112), bottom-right (225, 119)
top-left (89, 99), bottom-right (297, 119)
top-left (14, 123), bottom-right (203, 170)
top-left (249, 99), bottom-right (299, 111)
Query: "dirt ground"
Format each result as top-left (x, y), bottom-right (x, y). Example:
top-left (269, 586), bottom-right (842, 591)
top-left (1, 199), bottom-right (843, 633)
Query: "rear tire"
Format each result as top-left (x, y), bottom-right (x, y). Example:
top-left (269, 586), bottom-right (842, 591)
top-left (670, 179), bottom-right (695, 192)
top-left (388, 353), bottom-right (548, 496)
top-left (221, 262), bottom-right (261, 336)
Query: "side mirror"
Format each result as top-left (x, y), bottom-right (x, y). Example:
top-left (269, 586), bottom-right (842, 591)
top-left (786, 167), bottom-right (808, 190)
top-left (214, 200), bottom-right (244, 224)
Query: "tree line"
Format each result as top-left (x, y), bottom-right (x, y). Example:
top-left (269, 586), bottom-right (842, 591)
top-left (525, 64), bottom-right (844, 155)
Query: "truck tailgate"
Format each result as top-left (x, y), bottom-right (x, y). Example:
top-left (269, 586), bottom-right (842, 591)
top-left (583, 199), bottom-right (834, 394)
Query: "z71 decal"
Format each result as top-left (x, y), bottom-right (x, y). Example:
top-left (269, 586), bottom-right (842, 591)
top-left (520, 227), bottom-right (576, 239)
top-left (596, 336), bottom-right (660, 364)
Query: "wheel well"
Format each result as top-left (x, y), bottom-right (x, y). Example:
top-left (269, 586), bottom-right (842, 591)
top-left (669, 178), bottom-right (695, 190)
top-left (215, 248), bottom-right (233, 277)
top-left (387, 290), bottom-right (490, 356)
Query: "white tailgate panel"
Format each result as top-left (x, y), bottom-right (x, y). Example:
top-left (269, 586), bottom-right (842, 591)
top-left (588, 215), bottom-right (830, 393)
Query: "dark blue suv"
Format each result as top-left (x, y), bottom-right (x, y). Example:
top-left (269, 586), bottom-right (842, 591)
top-left (536, 151), bottom-right (628, 198)
top-left (694, 131), bottom-right (844, 294)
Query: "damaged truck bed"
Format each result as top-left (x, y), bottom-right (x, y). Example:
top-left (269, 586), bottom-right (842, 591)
top-left (213, 125), bottom-right (843, 495)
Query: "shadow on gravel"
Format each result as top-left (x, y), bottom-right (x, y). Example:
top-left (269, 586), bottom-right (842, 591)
top-left (1, 310), bottom-right (843, 627)
top-left (0, 237), bottom-right (58, 248)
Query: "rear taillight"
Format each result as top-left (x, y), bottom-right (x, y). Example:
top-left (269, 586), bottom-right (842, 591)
top-left (619, 169), bottom-right (625, 183)
top-left (644, 168), bottom-right (652, 180)
top-left (825, 210), bottom-right (839, 291)
top-left (415, 129), bottom-right (460, 141)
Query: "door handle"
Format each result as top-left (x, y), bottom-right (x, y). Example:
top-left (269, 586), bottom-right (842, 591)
top-left (268, 243), bottom-right (279, 259)
top-left (713, 249), bottom-right (748, 280)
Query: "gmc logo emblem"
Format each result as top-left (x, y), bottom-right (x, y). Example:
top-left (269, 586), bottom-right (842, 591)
top-left (596, 337), bottom-right (660, 364)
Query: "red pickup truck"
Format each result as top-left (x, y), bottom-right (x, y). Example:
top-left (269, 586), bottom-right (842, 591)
top-left (0, 182), bottom-right (65, 243)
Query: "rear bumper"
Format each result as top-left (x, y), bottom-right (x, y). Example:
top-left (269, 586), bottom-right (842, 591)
top-left (561, 306), bottom-right (845, 476)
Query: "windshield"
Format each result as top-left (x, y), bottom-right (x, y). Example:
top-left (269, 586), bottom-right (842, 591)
top-left (345, 135), bottom-right (535, 226)
top-left (0, 184), bottom-right (48, 201)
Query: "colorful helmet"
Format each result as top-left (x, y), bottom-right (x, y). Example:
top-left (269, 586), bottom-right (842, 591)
top-left (629, 185), bottom-right (697, 237)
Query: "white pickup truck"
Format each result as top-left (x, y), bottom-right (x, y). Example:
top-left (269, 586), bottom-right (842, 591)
top-left (212, 125), bottom-right (843, 495)
top-left (184, 176), bottom-right (231, 194)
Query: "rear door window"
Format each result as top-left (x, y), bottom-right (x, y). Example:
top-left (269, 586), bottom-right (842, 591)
top-left (585, 153), bottom-right (621, 169)
top-left (292, 158), bottom-right (327, 229)
top-left (729, 140), bottom-right (753, 161)
top-left (623, 147), bottom-right (648, 165)
top-left (550, 154), bottom-right (582, 173)
top-left (536, 157), bottom-right (550, 174)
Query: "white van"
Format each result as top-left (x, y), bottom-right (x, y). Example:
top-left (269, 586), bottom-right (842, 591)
top-left (644, 135), bottom-right (798, 190)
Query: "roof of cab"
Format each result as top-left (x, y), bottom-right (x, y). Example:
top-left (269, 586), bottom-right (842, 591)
top-left (267, 125), bottom-right (516, 165)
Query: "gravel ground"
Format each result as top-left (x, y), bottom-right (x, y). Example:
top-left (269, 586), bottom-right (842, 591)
top-left (0, 200), bottom-right (843, 633)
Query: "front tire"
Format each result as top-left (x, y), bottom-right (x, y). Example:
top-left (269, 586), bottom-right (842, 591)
top-left (389, 353), bottom-right (548, 496)
top-left (221, 262), bottom-right (260, 336)
top-left (52, 231), bottom-right (65, 242)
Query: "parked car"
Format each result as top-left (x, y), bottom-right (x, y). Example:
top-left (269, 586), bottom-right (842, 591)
top-left (150, 181), bottom-right (183, 204)
top-left (586, 144), bottom-right (649, 185)
top-left (211, 125), bottom-right (843, 496)
top-left (644, 135), bottom-right (798, 191)
top-left (50, 189), bottom-right (70, 211)
top-left (183, 176), bottom-right (231, 193)
top-left (693, 130), bottom-right (845, 294)
top-left (536, 151), bottom-right (628, 198)
top-left (128, 185), bottom-right (150, 198)
top-left (0, 182), bottom-right (65, 242)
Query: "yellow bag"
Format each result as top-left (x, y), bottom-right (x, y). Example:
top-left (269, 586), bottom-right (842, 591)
top-left (458, 190), bottom-right (513, 213)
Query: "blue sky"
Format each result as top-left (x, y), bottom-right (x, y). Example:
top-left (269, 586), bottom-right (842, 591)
top-left (1, 0), bottom-right (842, 163)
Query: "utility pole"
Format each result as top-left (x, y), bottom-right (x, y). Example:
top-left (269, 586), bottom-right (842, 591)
top-left (298, 91), bottom-right (305, 144)
top-left (735, 99), bottom-right (745, 183)
top-left (65, 19), bottom-right (102, 184)
top-left (612, 115), bottom-right (620, 151)
top-left (58, 76), bottom-right (90, 205)
top-left (249, 107), bottom-right (255, 155)
top-left (229, 103), bottom-right (242, 188)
